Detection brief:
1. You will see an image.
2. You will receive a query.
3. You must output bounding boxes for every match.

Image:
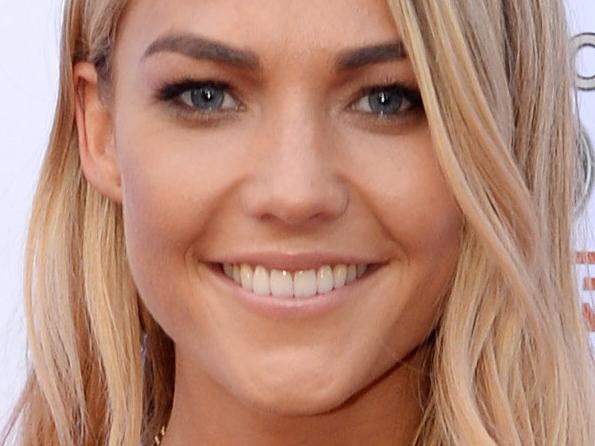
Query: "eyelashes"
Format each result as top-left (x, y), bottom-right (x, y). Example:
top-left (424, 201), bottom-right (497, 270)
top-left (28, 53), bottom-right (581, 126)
top-left (154, 77), bottom-right (424, 124)
top-left (157, 79), bottom-right (241, 112)
top-left (351, 83), bottom-right (423, 119)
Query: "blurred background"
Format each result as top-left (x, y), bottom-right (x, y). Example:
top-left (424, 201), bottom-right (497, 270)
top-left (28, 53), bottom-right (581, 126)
top-left (0, 0), bottom-right (593, 429)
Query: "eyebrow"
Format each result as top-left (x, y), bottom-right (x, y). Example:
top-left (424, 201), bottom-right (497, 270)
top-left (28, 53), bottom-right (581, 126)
top-left (142, 33), bottom-right (261, 70)
top-left (141, 32), bottom-right (408, 72)
top-left (335, 41), bottom-right (407, 70)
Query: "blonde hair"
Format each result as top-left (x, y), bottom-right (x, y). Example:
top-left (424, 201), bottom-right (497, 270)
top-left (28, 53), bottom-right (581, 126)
top-left (2, 0), bottom-right (594, 444)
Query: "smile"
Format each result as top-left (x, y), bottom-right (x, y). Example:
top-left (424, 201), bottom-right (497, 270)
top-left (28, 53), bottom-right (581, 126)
top-left (206, 261), bottom-right (385, 319)
top-left (220, 263), bottom-right (370, 299)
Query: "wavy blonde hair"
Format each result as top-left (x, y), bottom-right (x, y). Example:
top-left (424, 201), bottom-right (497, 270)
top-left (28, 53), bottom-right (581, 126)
top-left (2, 0), bottom-right (594, 444)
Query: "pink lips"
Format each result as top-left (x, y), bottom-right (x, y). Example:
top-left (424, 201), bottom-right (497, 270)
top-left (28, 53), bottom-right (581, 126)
top-left (206, 262), bottom-right (382, 320)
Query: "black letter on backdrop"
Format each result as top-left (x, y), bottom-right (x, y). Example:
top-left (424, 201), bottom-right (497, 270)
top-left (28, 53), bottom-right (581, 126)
top-left (572, 32), bottom-right (595, 213)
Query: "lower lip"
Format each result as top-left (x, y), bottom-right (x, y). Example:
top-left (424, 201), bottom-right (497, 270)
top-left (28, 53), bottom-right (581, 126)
top-left (206, 262), bottom-right (383, 320)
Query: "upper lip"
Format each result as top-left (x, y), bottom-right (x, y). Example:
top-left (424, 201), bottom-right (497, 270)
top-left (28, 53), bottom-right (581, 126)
top-left (210, 251), bottom-right (388, 272)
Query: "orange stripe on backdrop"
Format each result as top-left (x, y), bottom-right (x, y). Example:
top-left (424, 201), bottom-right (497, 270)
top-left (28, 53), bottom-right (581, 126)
top-left (576, 251), bottom-right (595, 264)
top-left (576, 252), bottom-right (595, 331)
top-left (576, 251), bottom-right (595, 292)
top-left (584, 303), bottom-right (595, 332)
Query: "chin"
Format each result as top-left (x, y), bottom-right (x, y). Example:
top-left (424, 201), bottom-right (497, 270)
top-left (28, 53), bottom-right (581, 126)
top-left (235, 368), bottom-right (357, 417)
top-left (242, 389), bottom-right (350, 417)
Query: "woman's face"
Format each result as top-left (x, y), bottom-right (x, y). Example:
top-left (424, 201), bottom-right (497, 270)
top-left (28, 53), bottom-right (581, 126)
top-left (86, 0), bottom-right (462, 414)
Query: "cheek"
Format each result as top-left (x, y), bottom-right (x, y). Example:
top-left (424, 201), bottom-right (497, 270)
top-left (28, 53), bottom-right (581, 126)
top-left (392, 178), bottom-right (461, 254)
top-left (347, 129), bottom-right (462, 259)
top-left (362, 144), bottom-right (462, 358)
top-left (114, 121), bottom-right (244, 322)
top-left (115, 115), bottom-right (246, 253)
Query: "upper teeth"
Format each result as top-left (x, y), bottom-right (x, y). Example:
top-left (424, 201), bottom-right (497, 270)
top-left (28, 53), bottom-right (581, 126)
top-left (222, 263), bottom-right (369, 298)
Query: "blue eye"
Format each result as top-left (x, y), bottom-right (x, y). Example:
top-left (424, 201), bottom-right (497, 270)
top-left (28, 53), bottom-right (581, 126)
top-left (189, 85), bottom-right (224, 110)
top-left (157, 80), bottom-right (240, 113)
top-left (353, 84), bottom-right (421, 117)
top-left (181, 84), bottom-right (239, 111)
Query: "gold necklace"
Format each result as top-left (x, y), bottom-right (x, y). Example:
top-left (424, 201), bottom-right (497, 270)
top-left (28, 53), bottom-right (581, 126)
top-left (153, 424), bottom-right (166, 445)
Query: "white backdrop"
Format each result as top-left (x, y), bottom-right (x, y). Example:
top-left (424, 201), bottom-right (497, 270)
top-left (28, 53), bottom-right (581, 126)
top-left (0, 0), bottom-right (62, 431)
top-left (0, 0), bottom-right (594, 431)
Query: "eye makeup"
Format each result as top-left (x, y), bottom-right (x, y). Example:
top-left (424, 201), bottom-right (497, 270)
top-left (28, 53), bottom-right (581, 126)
top-left (151, 73), bottom-right (425, 127)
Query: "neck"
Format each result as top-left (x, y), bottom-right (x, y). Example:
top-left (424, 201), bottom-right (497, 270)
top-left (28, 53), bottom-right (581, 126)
top-left (162, 345), bottom-right (430, 446)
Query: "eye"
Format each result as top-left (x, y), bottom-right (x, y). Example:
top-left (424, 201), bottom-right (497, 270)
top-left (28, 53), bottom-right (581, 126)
top-left (179, 83), bottom-right (239, 112)
top-left (352, 84), bottom-right (421, 117)
top-left (157, 79), bottom-right (241, 114)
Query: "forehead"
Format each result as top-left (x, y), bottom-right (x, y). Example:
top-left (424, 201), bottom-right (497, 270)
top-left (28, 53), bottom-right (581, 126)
top-left (116, 0), bottom-right (402, 63)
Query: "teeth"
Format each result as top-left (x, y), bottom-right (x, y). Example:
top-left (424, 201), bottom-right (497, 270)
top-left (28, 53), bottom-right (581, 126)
top-left (333, 264), bottom-right (347, 288)
top-left (252, 265), bottom-right (270, 296)
top-left (357, 264), bottom-right (367, 277)
top-left (232, 264), bottom-right (241, 284)
top-left (270, 269), bottom-right (293, 296)
top-left (294, 269), bottom-right (317, 298)
top-left (317, 265), bottom-right (334, 294)
top-left (221, 262), bottom-right (369, 298)
top-left (240, 264), bottom-right (253, 292)
top-left (347, 264), bottom-right (357, 283)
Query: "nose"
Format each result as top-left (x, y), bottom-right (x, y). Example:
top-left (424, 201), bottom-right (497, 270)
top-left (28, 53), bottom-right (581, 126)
top-left (240, 98), bottom-right (349, 228)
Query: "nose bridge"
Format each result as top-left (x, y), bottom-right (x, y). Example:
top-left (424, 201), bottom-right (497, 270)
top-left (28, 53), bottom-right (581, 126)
top-left (240, 89), bottom-right (348, 227)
